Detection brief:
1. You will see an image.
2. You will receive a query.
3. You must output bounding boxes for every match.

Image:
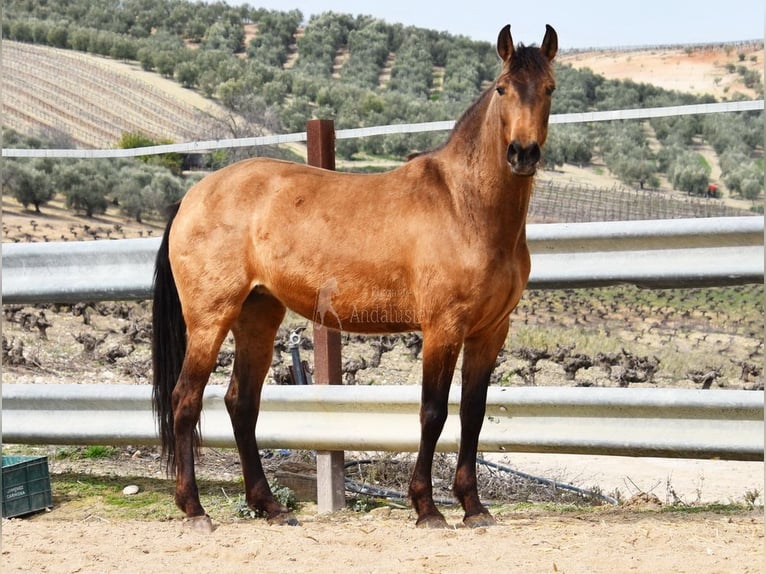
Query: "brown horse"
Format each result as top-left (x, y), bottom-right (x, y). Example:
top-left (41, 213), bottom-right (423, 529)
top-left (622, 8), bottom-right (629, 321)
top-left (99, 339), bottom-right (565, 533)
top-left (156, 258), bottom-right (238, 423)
top-left (152, 24), bottom-right (557, 532)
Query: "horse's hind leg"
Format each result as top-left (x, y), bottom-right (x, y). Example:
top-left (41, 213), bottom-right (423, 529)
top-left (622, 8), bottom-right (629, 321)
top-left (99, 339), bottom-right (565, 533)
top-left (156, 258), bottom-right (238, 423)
top-left (224, 291), bottom-right (297, 525)
top-left (173, 323), bottom-right (231, 532)
top-left (454, 320), bottom-right (510, 527)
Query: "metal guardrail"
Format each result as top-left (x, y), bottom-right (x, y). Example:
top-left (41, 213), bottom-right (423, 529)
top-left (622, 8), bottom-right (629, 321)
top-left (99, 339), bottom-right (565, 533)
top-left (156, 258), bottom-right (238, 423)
top-left (526, 215), bottom-right (764, 289)
top-left (2, 237), bottom-right (160, 303)
top-left (3, 384), bottom-right (763, 460)
top-left (2, 216), bottom-right (763, 304)
top-left (1, 216), bottom-right (763, 464)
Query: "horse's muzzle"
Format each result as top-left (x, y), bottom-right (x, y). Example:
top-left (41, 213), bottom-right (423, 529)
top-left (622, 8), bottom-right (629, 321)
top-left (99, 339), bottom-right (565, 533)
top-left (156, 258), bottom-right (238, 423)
top-left (507, 140), bottom-right (541, 176)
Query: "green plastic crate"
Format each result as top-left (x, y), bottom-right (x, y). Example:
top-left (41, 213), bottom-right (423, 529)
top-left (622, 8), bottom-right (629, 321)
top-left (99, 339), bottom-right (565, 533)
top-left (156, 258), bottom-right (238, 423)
top-left (2, 455), bottom-right (53, 518)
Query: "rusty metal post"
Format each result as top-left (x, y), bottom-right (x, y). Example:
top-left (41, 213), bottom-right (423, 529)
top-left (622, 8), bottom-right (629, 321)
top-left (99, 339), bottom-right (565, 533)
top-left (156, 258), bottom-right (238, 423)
top-left (306, 119), bottom-right (336, 171)
top-left (306, 119), bottom-right (345, 513)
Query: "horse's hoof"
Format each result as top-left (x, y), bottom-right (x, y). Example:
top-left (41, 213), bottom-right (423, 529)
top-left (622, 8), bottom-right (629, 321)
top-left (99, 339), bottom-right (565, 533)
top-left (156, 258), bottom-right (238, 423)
top-left (183, 515), bottom-right (215, 533)
top-left (415, 514), bottom-right (450, 529)
top-left (267, 511), bottom-right (300, 527)
top-left (463, 512), bottom-right (497, 528)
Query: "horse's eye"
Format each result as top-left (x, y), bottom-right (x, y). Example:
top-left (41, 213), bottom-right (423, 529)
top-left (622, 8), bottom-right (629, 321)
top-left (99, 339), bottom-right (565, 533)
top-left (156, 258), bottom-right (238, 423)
top-left (546, 85), bottom-right (556, 96)
top-left (496, 86), bottom-right (506, 96)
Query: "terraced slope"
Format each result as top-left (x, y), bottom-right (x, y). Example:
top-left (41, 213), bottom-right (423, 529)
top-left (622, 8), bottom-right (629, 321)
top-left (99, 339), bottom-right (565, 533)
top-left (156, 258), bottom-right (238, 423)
top-left (3, 42), bottom-right (226, 148)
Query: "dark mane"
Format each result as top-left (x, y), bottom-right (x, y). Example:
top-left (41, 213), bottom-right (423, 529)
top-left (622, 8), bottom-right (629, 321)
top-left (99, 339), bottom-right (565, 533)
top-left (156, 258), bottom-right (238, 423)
top-left (451, 87), bottom-right (495, 138)
top-left (406, 88), bottom-right (493, 161)
top-left (507, 42), bottom-right (550, 75)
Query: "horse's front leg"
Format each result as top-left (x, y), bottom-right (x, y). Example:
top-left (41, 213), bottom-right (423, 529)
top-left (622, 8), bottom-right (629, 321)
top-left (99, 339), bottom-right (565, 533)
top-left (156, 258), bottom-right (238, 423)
top-left (454, 319), bottom-right (510, 527)
top-left (409, 328), bottom-right (462, 528)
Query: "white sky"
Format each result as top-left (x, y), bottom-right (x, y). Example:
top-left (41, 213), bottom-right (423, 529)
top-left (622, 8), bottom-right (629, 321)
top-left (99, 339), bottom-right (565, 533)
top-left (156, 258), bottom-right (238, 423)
top-left (224, 0), bottom-right (764, 49)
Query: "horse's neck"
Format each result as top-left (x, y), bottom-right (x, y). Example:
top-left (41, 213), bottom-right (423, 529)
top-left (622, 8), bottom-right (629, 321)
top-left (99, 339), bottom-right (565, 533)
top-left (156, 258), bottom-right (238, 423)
top-left (438, 103), bottom-right (534, 247)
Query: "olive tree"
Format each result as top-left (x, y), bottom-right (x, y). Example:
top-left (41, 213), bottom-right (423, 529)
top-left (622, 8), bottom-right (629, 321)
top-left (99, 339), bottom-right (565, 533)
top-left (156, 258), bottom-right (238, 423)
top-left (667, 152), bottom-right (710, 195)
top-left (56, 160), bottom-right (116, 217)
top-left (3, 161), bottom-right (55, 213)
top-left (115, 165), bottom-right (185, 222)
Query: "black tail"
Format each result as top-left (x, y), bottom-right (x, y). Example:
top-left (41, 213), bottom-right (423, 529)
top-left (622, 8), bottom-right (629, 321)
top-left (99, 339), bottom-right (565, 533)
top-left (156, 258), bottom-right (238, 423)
top-left (152, 203), bottom-right (187, 474)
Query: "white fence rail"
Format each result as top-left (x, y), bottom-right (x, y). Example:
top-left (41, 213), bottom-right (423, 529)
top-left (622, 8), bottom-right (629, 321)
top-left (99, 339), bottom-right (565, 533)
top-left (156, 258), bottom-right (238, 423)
top-left (2, 216), bottom-right (762, 304)
top-left (3, 384), bottom-right (763, 461)
top-left (2, 100), bottom-right (763, 159)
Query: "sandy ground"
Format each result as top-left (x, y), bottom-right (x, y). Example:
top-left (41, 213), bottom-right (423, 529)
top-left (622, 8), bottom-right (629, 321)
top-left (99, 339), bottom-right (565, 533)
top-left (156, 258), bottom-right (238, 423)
top-left (1, 449), bottom-right (763, 573)
top-left (502, 454), bottom-right (764, 506)
top-left (2, 506), bottom-right (763, 574)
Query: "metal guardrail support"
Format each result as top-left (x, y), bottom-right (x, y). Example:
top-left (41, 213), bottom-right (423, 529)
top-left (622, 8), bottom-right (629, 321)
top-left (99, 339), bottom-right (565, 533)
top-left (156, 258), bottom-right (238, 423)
top-left (3, 384), bottom-right (763, 461)
top-left (2, 216), bottom-right (763, 304)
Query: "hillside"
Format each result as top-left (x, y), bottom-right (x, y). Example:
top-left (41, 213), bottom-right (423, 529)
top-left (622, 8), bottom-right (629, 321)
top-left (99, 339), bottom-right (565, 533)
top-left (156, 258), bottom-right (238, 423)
top-left (4, 38), bottom-right (761, 151)
top-left (3, 41), bottom-right (230, 148)
top-left (559, 43), bottom-right (763, 100)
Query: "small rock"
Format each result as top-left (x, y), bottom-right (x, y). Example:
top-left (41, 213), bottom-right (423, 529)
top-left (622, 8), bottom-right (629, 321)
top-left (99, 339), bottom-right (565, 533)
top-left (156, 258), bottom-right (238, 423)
top-left (122, 484), bottom-right (140, 495)
top-left (369, 506), bottom-right (392, 518)
top-left (623, 492), bottom-right (662, 510)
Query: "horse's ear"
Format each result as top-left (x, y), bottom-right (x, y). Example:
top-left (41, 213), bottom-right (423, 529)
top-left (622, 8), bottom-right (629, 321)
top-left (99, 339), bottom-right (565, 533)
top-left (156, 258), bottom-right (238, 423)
top-left (497, 24), bottom-right (514, 62)
top-left (541, 24), bottom-right (558, 61)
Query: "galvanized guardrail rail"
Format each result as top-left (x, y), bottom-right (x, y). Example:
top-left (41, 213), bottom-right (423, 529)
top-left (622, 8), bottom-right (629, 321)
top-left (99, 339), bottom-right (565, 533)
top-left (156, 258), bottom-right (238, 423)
top-left (2, 216), bottom-right (763, 304)
top-left (3, 384), bottom-right (763, 461)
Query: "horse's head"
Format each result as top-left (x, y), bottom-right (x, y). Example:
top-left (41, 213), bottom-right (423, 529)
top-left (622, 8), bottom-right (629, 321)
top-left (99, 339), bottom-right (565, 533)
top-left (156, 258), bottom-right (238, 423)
top-left (493, 24), bottom-right (557, 177)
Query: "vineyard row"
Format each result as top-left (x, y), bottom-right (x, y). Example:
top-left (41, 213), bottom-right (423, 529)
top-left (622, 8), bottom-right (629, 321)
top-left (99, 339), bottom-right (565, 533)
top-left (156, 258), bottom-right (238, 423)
top-left (4, 42), bottom-right (209, 146)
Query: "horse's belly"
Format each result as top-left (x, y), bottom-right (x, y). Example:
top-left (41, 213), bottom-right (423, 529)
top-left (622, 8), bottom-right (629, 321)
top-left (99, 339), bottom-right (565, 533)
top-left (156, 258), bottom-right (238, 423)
top-left (259, 272), bottom-right (418, 334)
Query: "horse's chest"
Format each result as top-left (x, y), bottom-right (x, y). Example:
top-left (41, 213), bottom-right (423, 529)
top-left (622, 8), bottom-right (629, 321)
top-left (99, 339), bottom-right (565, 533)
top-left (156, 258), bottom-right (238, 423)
top-left (472, 250), bottom-right (530, 317)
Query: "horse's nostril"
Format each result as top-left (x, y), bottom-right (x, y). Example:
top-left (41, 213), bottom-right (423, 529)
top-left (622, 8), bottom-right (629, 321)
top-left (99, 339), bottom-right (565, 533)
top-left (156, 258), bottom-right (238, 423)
top-left (527, 142), bottom-right (541, 164)
top-left (507, 141), bottom-right (540, 165)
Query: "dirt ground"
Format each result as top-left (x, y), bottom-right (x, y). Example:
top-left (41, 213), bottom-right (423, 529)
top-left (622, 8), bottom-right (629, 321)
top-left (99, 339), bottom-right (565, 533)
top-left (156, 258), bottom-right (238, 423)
top-left (1, 445), bottom-right (763, 573)
top-left (2, 505), bottom-right (763, 574)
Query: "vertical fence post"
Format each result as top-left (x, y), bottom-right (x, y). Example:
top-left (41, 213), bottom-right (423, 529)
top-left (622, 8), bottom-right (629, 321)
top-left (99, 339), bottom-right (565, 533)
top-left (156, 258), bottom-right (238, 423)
top-left (306, 119), bottom-right (346, 513)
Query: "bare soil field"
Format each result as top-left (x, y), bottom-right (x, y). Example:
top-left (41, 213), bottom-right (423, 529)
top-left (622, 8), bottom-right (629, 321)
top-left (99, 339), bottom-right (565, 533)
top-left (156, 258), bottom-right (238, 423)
top-left (2, 195), bottom-right (166, 244)
top-left (2, 41), bottom-right (228, 148)
top-left (559, 42), bottom-right (763, 100)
